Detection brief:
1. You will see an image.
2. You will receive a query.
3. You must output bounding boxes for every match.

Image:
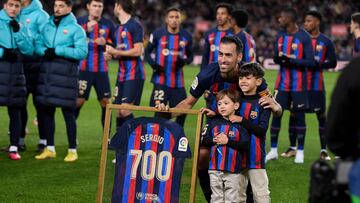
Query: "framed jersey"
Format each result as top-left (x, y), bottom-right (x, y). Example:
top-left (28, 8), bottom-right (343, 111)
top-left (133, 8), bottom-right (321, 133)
top-left (96, 104), bottom-right (203, 203)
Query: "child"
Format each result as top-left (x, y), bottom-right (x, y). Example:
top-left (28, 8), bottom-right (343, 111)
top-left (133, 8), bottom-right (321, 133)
top-left (229, 62), bottom-right (271, 203)
top-left (201, 89), bottom-right (250, 203)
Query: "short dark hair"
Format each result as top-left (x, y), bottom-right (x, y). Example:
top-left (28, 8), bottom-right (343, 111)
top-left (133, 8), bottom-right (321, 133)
top-left (55, 0), bottom-right (73, 7)
top-left (215, 3), bottom-right (232, 15)
top-left (282, 7), bottom-right (298, 23)
top-left (115, 0), bottom-right (134, 14)
top-left (5, 0), bottom-right (21, 3)
top-left (231, 9), bottom-right (248, 28)
top-left (352, 12), bottom-right (360, 25)
top-left (238, 62), bottom-right (265, 79)
top-left (220, 36), bottom-right (243, 54)
top-left (216, 89), bottom-right (240, 103)
top-left (305, 10), bottom-right (322, 22)
top-left (87, 0), bottom-right (103, 4)
top-left (165, 6), bottom-right (180, 16)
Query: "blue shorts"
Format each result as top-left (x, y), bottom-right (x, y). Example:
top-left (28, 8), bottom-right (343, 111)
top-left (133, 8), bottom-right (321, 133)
top-left (78, 71), bottom-right (111, 100)
top-left (149, 84), bottom-right (187, 107)
top-left (113, 79), bottom-right (144, 105)
top-left (274, 90), bottom-right (308, 111)
top-left (307, 91), bottom-right (325, 113)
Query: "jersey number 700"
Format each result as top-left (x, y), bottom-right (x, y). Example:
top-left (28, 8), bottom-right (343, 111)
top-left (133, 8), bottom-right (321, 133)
top-left (129, 150), bottom-right (172, 182)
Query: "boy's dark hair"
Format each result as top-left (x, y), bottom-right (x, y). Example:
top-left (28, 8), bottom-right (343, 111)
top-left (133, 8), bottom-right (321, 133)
top-left (216, 89), bottom-right (240, 103)
top-left (165, 6), bottom-right (181, 16)
top-left (282, 7), bottom-right (298, 23)
top-left (352, 12), bottom-right (360, 25)
top-left (215, 3), bottom-right (232, 15)
top-left (87, 0), bottom-right (103, 4)
top-left (5, 0), bottom-right (21, 3)
top-left (231, 9), bottom-right (248, 28)
top-left (56, 0), bottom-right (73, 7)
top-left (220, 36), bottom-right (243, 55)
top-left (238, 62), bottom-right (265, 79)
top-left (306, 10), bottom-right (322, 23)
top-left (115, 0), bottom-right (134, 14)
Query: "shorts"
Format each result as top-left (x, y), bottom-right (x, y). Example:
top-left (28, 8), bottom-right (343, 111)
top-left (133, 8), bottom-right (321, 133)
top-left (113, 79), bottom-right (144, 105)
top-left (274, 90), bottom-right (308, 111)
top-left (149, 84), bottom-right (187, 107)
top-left (78, 71), bottom-right (111, 100)
top-left (306, 90), bottom-right (325, 113)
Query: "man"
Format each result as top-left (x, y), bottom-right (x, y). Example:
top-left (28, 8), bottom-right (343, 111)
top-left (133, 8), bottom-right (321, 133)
top-left (200, 3), bottom-right (233, 71)
top-left (157, 36), bottom-right (282, 202)
top-left (76, 0), bottom-right (114, 128)
top-left (230, 9), bottom-right (256, 63)
top-left (145, 7), bottom-right (193, 127)
top-left (34, 0), bottom-right (88, 162)
top-left (266, 8), bottom-right (315, 164)
top-left (303, 10), bottom-right (337, 160)
top-left (0, 0), bottom-right (33, 160)
top-left (105, 0), bottom-right (145, 129)
top-left (350, 12), bottom-right (360, 57)
top-left (17, 0), bottom-right (49, 152)
top-left (326, 57), bottom-right (360, 203)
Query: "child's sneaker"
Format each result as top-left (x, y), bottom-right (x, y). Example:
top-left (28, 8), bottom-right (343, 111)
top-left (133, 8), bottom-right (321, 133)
top-left (64, 150), bottom-right (78, 162)
top-left (9, 152), bottom-right (21, 160)
top-left (35, 148), bottom-right (56, 160)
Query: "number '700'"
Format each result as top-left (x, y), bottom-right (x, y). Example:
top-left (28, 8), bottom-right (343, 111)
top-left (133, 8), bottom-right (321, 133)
top-left (129, 150), bottom-right (172, 181)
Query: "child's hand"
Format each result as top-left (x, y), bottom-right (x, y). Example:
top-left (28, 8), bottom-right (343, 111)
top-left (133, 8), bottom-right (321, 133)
top-left (229, 115), bottom-right (243, 123)
top-left (214, 133), bottom-right (229, 145)
top-left (200, 108), bottom-right (216, 117)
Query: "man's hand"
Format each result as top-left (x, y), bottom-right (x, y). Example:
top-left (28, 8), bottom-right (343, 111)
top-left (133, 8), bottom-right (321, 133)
top-left (259, 96), bottom-right (283, 117)
top-left (87, 20), bottom-right (97, 32)
top-left (214, 133), bottom-right (229, 145)
top-left (274, 54), bottom-right (291, 66)
top-left (106, 45), bottom-right (118, 56)
top-left (200, 108), bottom-right (216, 117)
top-left (175, 56), bottom-right (186, 70)
top-left (44, 48), bottom-right (56, 60)
top-left (3, 48), bottom-right (17, 62)
top-left (151, 64), bottom-right (164, 73)
top-left (10, 20), bottom-right (20, 33)
top-left (104, 52), bottom-right (112, 61)
top-left (229, 115), bottom-right (243, 123)
top-left (95, 37), bottom-right (106, 45)
top-left (155, 103), bottom-right (169, 111)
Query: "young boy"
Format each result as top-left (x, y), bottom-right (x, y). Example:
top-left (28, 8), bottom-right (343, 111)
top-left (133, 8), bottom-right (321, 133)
top-left (201, 89), bottom-right (250, 203)
top-left (229, 62), bottom-right (271, 202)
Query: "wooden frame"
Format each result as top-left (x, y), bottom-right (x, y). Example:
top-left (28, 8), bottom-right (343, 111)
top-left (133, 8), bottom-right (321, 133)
top-left (96, 104), bottom-right (203, 203)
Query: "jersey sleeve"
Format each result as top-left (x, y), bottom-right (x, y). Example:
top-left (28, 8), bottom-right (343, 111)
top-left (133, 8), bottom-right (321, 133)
top-left (189, 67), bottom-right (213, 98)
top-left (200, 31), bottom-right (210, 71)
top-left (185, 32), bottom-right (194, 64)
top-left (106, 20), bottom-right (116, 46)
top-left (170, 123), bottom-right (192, 158)
top-left (321, 38), bottom-right (337, 70)
top-left (144, 32), bottom-right (157, 66)
top-left (241, 106), bottom-right (270, 139)
top-left (290, 33), bottom-right (315, 68)
top-left (131, 21), bottom-right (144, 44)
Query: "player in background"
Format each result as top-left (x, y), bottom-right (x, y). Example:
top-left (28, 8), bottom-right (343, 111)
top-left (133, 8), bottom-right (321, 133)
top-left (145, 7), bottom-right (193, 127)
top-left (157, 36), bottom-right (282, 202)
top-left (230, 9), bottom-right (256, 63)
top-left (266, 8), bottom-right (315, 164)
top-left (0, 0), bottom-right (34, 160)
top-left (202, 89), bottom-right (249, 203)
top-left (16, 0), bottom-right (49, 152)
top-left (200, 3), bottom-right (233, 71)
top-left (105, 0), bottom-right (145, 129)
top-left (350, 12), bottom-right (360, 57)
top-left (34, 0), bottom-right (88, 162)
top-left (303, 10), bottom-right (337, 160)
top-left (76, 0), bottom-right (114, 129)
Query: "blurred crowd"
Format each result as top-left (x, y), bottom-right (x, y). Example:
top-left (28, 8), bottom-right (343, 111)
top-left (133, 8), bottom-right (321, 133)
top-left (38, 0), bottom-right (360, 60)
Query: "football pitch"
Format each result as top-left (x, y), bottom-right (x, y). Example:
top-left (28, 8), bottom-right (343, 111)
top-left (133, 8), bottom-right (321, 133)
top-left (0, 62), bottom-right (340, 202)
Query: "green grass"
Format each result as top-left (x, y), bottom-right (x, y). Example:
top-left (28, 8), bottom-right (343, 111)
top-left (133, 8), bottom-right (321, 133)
top-left (0, 62), bottom-right (340, 202)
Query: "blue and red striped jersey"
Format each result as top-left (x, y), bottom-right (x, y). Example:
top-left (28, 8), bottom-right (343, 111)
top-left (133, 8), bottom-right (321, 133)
top-left (114, 18), bottom-right (145, 82)
top-left (110, 117), bottom-right (191, 203)
top-left (190, 63), bottom-right (268, 112)
top-left (203, 117), bottom-right (249, 173)
top-left (235, 30), bottom-right (256, 63)
top-left (307, 33), bottom-right (337, 91)
top-left (238, 94), bottom-right (270, 169)
top-left (353, 37), bottom-right (360, 57)
top-left (145, 27), bottom-right (193, 88)
top-left (77, 15), bottom-right (115, 72)
top-left (274, 28), bottom-right (315, 92)
top-left (200, 27), bottom-right (233, 70)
